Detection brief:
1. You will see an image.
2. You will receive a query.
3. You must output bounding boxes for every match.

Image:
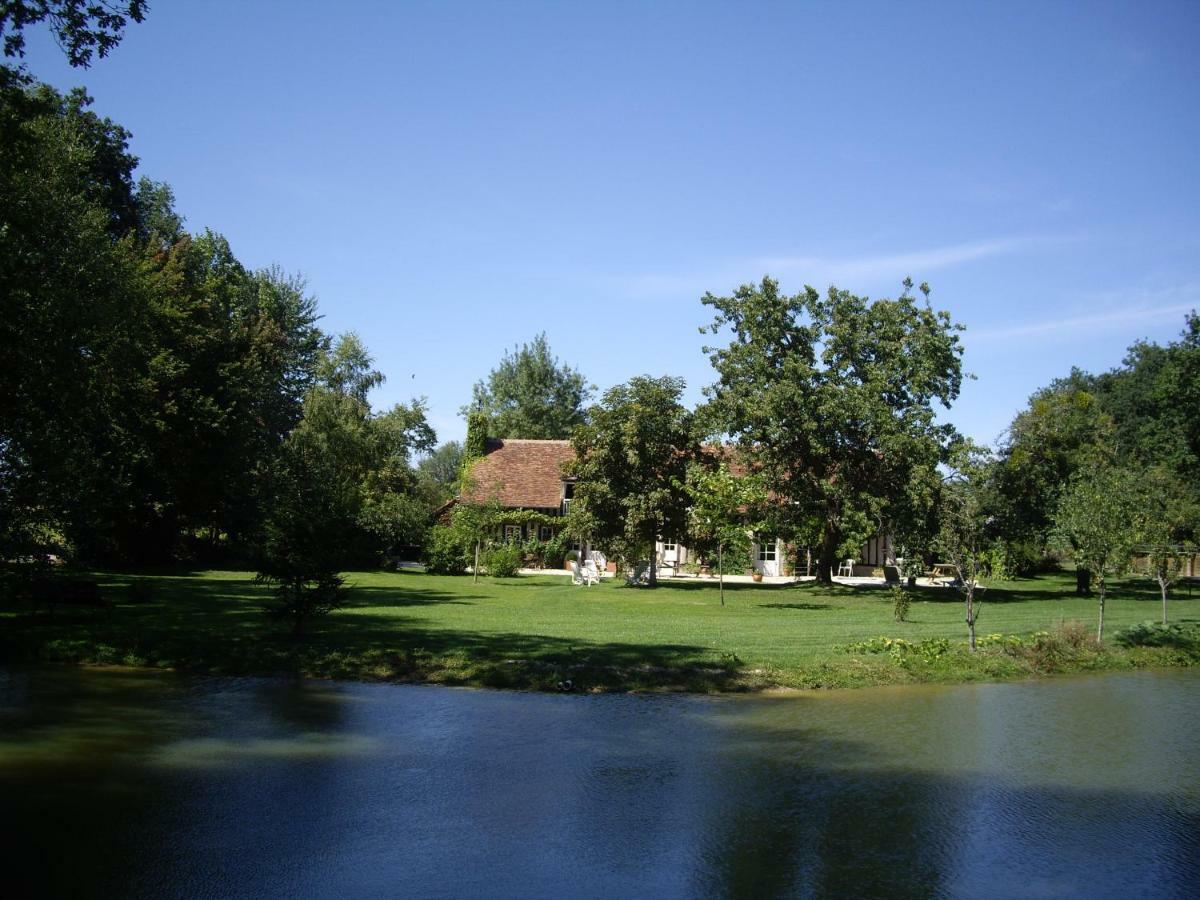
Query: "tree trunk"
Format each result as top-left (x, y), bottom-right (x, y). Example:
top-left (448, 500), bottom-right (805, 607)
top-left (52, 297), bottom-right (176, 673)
top-left (816, 522), bottom-right (838, 585)
top-left (718, 541), bottom-right (724, 607)
top-left (1075, 567), bottom-right (1091, 596)
top-left (1159, 576), bottom-right (1169, 625)
top-left (647, 551), bottom-right (657, 588)
top-left (473, 541), bottom-right (480, 584)
top-left (965, 589), bottom-right (976, 652)
top-left (1096, 582), bottom-right (1106, 643)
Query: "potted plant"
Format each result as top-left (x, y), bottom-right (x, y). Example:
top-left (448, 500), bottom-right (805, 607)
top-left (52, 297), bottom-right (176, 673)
top-left (564, 550), bottom-right (579, 571)
top-left (750, 568), bottom-right (763, 582)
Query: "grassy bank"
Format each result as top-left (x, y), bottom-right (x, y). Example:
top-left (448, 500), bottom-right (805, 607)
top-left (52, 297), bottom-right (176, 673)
top-left (2, 570), bottom-right (1198, 692)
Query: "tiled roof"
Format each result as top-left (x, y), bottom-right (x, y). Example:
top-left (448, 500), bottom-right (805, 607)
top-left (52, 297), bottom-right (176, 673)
top-left (461, 439), bottom-right (575, 509)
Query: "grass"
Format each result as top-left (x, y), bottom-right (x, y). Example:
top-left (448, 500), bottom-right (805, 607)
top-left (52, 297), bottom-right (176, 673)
top-left (2, 569), bottom-right (1198, 693)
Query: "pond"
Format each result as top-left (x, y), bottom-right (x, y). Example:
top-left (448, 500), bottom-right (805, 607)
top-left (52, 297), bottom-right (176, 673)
top-left (2, 667), bottom-right (1198, 898)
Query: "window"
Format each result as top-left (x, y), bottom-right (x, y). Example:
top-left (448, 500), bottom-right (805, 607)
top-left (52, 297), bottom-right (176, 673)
top-left (662, 540), bottom-right (677, 552)
top-left (539, 525), bottom-right (553, 542)
top-left (758, 540), bottom-right (776, 562)
top-left (504, 524), bottom-right (522, 543)
top-left (563, 482), bottom-right (575, 499)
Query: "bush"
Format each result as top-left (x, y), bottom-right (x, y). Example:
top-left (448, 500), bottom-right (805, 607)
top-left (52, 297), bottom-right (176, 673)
top-left (424, 526), bottom-right (470, 575)
top-left (1017, 620), bottom-right (1100, 672)
top-left (542, 530), bottom-right (571, 568)
top-left (484, 543), bottom-right (523, 578)
top-left (890, 585), bottom-right (912, 622)
top-left (1115, 621), bottom-right (1200, 650)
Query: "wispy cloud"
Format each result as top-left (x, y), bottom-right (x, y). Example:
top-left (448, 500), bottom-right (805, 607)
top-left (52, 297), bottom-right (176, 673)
top-left (969, 287), bottom-right (1199, 344)
top-left (624, 234), bottom-right (1068, 299)
top-left (756, 235), bottom-right (1057, 284)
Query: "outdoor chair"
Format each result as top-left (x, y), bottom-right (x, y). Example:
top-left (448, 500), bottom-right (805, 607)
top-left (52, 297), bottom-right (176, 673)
top-left (583, 559), bottom-right (601, 584)
top-left (836, 559), bottom-right (854, 578)
top-left (571, 560), bottom-right (598, 586)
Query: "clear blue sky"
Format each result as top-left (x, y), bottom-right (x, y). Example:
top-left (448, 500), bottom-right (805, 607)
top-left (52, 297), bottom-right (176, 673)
top-left (19, 0), bottom-right (1200, 449)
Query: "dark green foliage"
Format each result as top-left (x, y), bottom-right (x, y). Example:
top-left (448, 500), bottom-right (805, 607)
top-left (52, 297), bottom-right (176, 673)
top-left (424, 526), bottom-right (470, 575)
top-left (995, 314), bottom-right (1200, 560)
top-left (0, 73), bottom-right (334, 564)
top-left (255, 435), bottom-right (354, 635)
top-left (464, 333), bottom-right (591, 439)
top-left (1, 1), bottom-right (147, 67)
top-left (464, 411), bottom-right (488, 461)
top-left (415, 441), bottom-right (464, 506)
top-left (568, 375), bottom-right (696, 587)
top-left (701, 277), bottom-right (964, 583)
top-left (1115, 621), bottom-right (1200, 653)
top-left (483, 543), bottom-right (523, 578)
top-left (890, 585), bottom-right (912, 623)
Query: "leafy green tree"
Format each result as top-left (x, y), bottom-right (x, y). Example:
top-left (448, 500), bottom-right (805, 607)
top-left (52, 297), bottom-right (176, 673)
top-left (1134, 467), bottom-right (1198, 625)
top-left (416, 441), bottom-right (464, 506)
top-left (683, 460), bottom-right (765, 605)
top-left (701, 277), bottom-right (964, 583)
top-left (567, 376), bottom-right (696, 587)
top-left (255, 433), bottom-right (353, 637)
top-left (465, 333), bottom-right (591, 438)
top-left (1054, 467), bottom-right (1142, 642)
top-left (1, 1), bottom-right (146, 67)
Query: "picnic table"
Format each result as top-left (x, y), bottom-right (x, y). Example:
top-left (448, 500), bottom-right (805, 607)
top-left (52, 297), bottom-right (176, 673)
top-left (928, 564), bottom-right (962, 586)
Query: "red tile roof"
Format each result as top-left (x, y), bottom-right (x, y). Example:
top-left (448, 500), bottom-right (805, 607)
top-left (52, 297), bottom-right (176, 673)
top-left (461, 439), bottom-right (576, 509)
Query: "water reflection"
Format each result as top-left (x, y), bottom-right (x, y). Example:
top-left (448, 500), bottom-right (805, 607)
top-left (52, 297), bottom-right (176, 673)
top-left (2, 669), bottom-right (1198, 898)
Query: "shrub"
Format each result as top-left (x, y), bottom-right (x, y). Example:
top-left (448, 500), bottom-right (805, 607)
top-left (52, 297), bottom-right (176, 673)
top-left (890, 585), bottom-right (912, 622)
top-left (484, 543), bottom-right (523, 578)
top-left (1018, 620), bottom-right (1100, 672)
top-left (424, 526), bottom-right (470, 575)
top-left (837, 636), bottom-right (951, 664)
top-left (1115, 621), bottom-right (1200, 650)
top-left (542, 531), bottom-right (571, 568)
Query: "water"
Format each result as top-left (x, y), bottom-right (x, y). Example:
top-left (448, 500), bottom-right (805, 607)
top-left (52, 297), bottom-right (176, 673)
top-left (2, 668), bottom-right (1198, 899)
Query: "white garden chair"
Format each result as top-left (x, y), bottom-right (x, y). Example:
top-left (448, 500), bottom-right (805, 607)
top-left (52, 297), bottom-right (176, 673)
top-left (572, 560), bottom-right (599, 586)
top-left (836, 559), bottom-right (855, 578)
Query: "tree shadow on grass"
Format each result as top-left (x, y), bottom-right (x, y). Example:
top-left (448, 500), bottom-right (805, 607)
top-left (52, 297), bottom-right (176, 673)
top-left (342, 585), bottom-right (480, 608)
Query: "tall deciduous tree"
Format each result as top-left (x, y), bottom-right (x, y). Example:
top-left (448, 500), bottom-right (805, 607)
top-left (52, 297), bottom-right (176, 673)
top-left (567, 376), bottom-right (696, 587)
top-left (992, 377), bottom-right (1115, 587)
top-left (701, 277), bottom-right (964, 583)
top-left (465, 333), bottom-right (591, 439)
top-left (1054, 466), bottom-right (1141, 642)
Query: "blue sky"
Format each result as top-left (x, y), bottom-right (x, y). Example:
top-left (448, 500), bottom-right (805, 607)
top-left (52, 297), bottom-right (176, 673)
top-left (19, 0), bottom-right (1200, 449)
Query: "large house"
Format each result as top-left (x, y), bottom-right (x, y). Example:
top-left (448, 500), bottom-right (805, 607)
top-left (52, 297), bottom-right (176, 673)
top-left (449, 437), bottom-right (893, 577)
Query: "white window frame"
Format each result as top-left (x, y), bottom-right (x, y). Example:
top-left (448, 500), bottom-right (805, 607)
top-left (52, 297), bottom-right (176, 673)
top-left (504, 524), bottom-right (522, 544)
top-left (662, 539), bottom-right (677, 552)
top-left (758, 539), bottom-right (777, 562)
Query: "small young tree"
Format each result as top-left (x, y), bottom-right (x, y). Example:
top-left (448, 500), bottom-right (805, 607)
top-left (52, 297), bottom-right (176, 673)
top-left (451, 498), bottom-right (504, 584)
top-left (683, 460), bottom-right (765, 605)
top-left (936, 445), bottom-right (994, 651)
top-left (256, 437), bottom-right (352, 636)
top-left (1135, 467), bottom-right (1198, 625)
top-left (1054, 467), bottom-right (1141, 642)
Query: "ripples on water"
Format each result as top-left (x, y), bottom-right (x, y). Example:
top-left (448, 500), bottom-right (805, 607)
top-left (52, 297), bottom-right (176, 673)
top-left (2, 669), bottom-right (1198, 898)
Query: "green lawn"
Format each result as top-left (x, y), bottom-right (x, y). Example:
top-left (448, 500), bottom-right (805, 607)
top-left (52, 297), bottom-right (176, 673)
top-left (3, 569), bottom-right (1198, 692)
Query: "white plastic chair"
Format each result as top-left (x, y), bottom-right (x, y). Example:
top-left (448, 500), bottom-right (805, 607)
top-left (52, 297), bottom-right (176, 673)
top-left (582, 559), bottom-right (600, 585)
top-left (572, 560), bottom-right (598, 586)
top-left (837, 559), bottom-right (855, 578)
